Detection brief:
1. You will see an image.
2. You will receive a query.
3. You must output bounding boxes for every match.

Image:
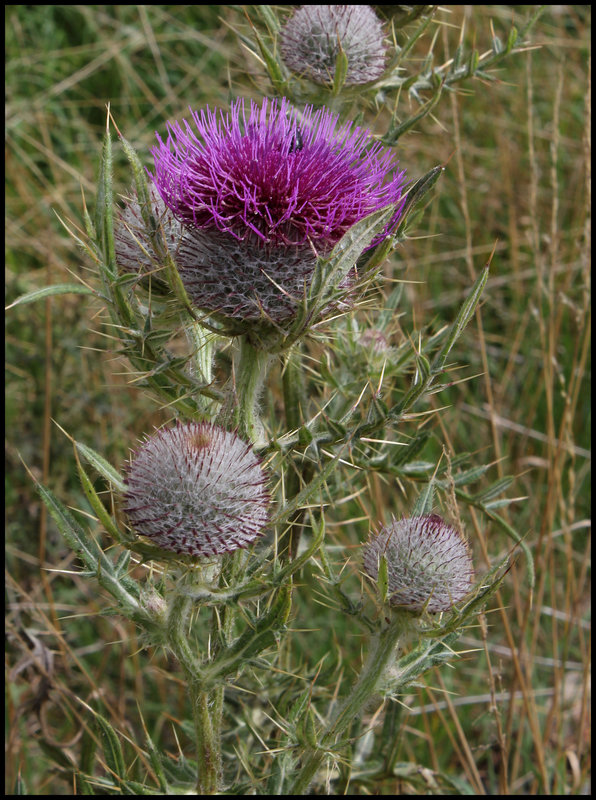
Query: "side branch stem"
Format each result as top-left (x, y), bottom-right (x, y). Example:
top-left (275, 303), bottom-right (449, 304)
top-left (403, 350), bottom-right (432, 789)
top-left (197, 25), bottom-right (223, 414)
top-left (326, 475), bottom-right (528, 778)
top-left (289, 614), bottom-right (404, 794)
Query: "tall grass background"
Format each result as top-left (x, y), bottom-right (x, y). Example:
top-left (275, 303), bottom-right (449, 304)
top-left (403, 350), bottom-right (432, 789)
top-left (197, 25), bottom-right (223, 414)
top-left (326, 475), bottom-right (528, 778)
top-left (5, 5), bottom-right (590, 794)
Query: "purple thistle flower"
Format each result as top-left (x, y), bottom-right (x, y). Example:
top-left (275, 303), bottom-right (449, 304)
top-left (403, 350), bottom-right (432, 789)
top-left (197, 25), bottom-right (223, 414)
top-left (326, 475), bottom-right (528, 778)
top-left (152, 97), bottom-right (404, 247)
top-left (150, 97), bottom-right (406, 323)
top-left (123, 422), bottom-right (269, 558)
top-left (280, 6), bottom-right (388, 86)
top-left (362, 515), bottom-right (474, 613)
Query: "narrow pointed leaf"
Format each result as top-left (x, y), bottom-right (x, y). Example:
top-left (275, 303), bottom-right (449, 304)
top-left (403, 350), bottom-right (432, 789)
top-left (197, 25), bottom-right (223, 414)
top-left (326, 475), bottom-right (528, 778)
top-left (378, 553), bottom-right (389, 603)
top-left (412, 481), bottom-right (435, 516)
top-left (310, 204), bottom-right (397, 302)
top-left (472, 476), bottom-right (515, 502)
top-left (394, 165), bottom-right (443, 237)
top-left (75, 442), bottom-right (126, 492)
top-left (94, 712), bottom-right (126, 781)
top-left (333, 46), bottom-right (349, 94)
top-left (76, 458), bottom-right (128, 545)
top-left (252, 25), bottom-right (285, 88)
top-left (6, 283), bottom-right (95, 310)
top-left (96, 130), bottom-right (117, 280)
top-left (432, 266), bottom-right (488, 372)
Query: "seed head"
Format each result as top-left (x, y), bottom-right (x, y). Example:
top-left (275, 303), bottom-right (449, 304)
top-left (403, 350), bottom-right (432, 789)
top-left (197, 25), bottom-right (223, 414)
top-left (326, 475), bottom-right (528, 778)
top-left (123, 422), bottom-right (269, 558)
top-left (280, 6), bottom-right (387, 86)
top-left (362, 515), bottom-right (474, 613)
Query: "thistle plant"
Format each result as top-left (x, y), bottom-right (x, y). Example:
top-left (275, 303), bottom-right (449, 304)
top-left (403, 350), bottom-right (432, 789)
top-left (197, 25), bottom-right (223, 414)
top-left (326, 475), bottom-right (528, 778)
top-left (9, 5), bottom-right (544, 795)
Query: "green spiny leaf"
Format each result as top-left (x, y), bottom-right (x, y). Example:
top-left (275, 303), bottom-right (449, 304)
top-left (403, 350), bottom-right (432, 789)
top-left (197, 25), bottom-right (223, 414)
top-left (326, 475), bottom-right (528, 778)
top-left (75, 457), bottom-right (129, 545)
top-left (471, 475), bottom-right (515, 502)
top-left (76, 441), bottom-right (126, 493)
top-left (94, 712), bottom-right (126, 781)
top-left (432, 266), bottom-right (489, 372)
top-left (6, 283), bottom-right (96, 310)
top-left (333, 45), bottom-right (349, 94)
top-left (412, 482), bottom-right (435, 516)
top-left (378, 553), bottom-right (389, 603)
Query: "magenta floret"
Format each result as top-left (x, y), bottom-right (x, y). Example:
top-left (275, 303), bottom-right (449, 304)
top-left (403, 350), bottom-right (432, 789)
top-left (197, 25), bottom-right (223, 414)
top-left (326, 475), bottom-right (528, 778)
top-left (151, 97), bottom-right (406, 248)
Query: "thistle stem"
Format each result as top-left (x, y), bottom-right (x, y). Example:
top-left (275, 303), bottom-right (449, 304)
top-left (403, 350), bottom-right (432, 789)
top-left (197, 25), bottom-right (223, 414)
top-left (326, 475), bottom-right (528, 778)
top-left (189, 684), bottom-right (221, 794)
top-left (236, 336), bottom-right (272, 444)
top-left (167, 579), bottom-right (222, 794)
top-left (209, 550), bottom-right (246, 754)
top-left (280, 347), bottom-right (312, 560)
top-left (289, 614), bottom-right (404, 794)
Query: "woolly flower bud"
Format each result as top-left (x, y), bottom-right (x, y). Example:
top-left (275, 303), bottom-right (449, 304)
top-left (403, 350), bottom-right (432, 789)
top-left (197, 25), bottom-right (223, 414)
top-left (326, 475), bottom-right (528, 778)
top-left (280, 6), bottom-right (387, 86)
top-left (358, 328), bottom-right (390, 354)
top-left (114, 182), bottom-right (182, 277)
top-left (123, 422), bottom-right (269, 558)
top-left (151, 96), bottom-right (406, 323)
top-left (362, 515), bottom-right (474, 613)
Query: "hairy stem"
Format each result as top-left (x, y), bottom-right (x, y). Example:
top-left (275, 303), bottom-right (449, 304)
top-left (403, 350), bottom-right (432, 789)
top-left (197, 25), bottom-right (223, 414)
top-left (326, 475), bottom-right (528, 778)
top-left (209, 550), bottom-right (247, 753)
top-left (289, 614), bottom-right (405, 794)
top-left (235, 336), bottom-right (273, 444)
top-left (167, 579), bottom-right (221, 794)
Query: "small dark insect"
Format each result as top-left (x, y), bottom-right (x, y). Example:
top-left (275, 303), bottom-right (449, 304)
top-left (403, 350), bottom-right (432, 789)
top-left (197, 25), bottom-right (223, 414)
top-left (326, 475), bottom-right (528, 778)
top-left (289, 128), bottom-right (304, 153)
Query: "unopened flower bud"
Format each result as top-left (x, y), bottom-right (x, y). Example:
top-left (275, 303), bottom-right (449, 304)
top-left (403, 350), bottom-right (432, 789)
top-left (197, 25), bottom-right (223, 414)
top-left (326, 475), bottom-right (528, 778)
top-left (362, 515), bottom-right (474, 613)
top-left (123, 422), bottom-right (269, 558)
top-left (280, 6), bottom-right (387, 86)
top-left (114, 182), bottom-right (182, 278)
top-left (140, 588), bottom-right (167, 622)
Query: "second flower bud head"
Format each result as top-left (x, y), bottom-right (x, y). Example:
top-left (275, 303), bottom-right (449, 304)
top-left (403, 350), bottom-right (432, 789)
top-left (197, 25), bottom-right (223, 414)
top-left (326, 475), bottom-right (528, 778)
top-left (123, 422), bottom-right (269, 558)
top-left (280, 6), bottom-right (388, 86)
top-left (362, 514), bottom-right (474, 614)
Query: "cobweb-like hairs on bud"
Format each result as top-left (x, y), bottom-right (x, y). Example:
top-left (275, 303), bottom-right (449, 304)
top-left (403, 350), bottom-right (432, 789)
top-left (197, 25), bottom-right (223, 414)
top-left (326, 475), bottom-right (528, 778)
top-left (280, 6), bottom-right (387, 86)
top-left (362, 515), bottom-right (474, 613)
top-left (123, 422), bottom-right (269, 558)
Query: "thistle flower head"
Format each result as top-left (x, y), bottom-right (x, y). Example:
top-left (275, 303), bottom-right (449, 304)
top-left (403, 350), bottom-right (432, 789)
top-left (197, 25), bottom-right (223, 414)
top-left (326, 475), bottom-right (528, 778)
top-left (123, 422), bottom-right (269, 558)
top-left (150, 97), bottom-right (406, 322)
top-left (280, 6), bottom-right (387, 86)
top-left (362, 515), bottom-right (474, 613)
top-left (152, 97), bottom-right (405, 247)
